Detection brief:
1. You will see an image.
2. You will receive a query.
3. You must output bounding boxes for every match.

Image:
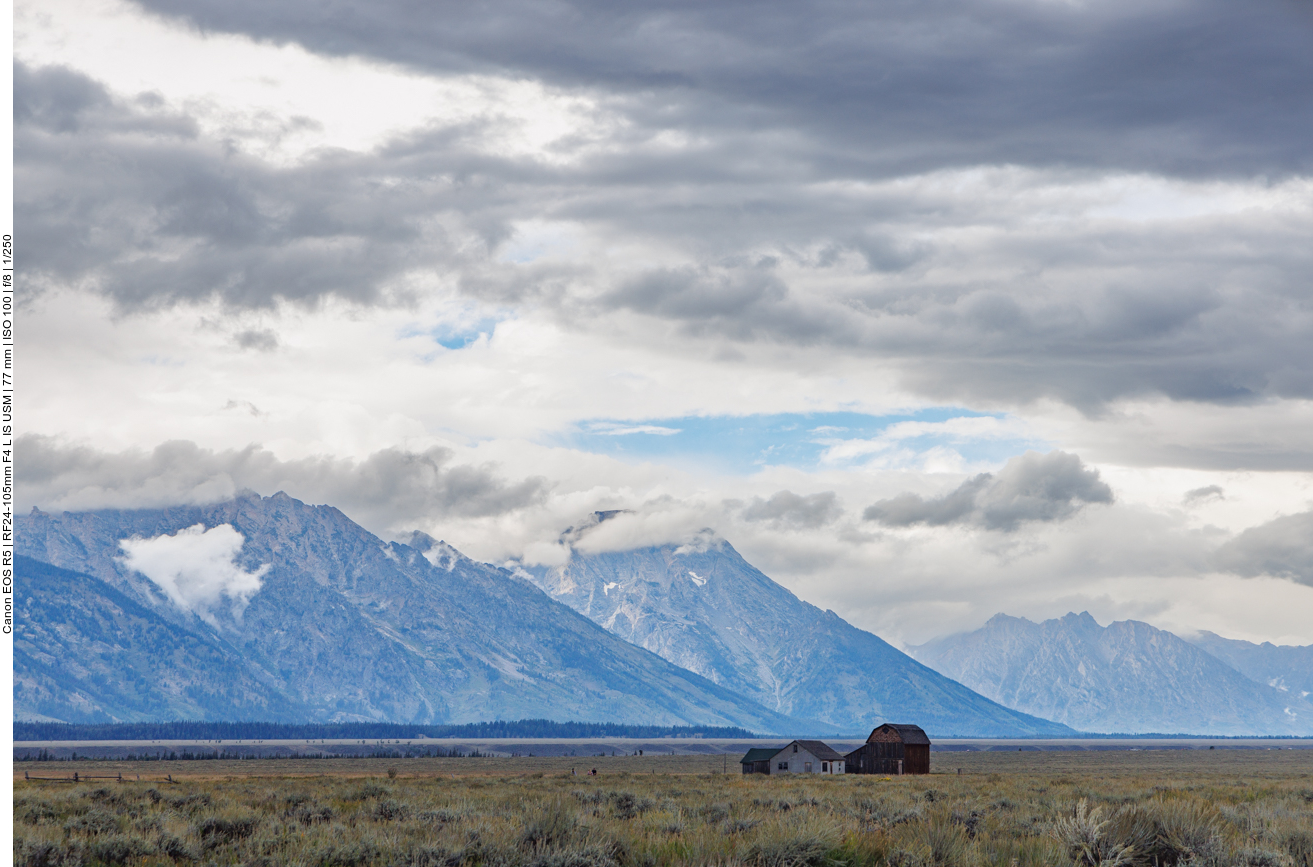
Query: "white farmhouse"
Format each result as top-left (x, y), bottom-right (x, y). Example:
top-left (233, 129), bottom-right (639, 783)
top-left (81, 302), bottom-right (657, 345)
top-left (739, 739), bottom-right (845, 775)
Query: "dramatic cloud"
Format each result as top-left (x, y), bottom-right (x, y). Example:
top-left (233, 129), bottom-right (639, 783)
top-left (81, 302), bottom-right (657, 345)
top-left (15, 62), bottom-right (491, 310)
top-left (118, 523), bottom-right (269, 623)
top-left (16, 48), bottom-right (1313, 410)
top-left (1215, 511), bottom-right (1313, 587)
top-left (132, 0), bottom-right (1313, 178)
top-left (864, 450), bottom-right (1113, 531)
top-left (740, 490), bottom-right (842, 529)
top-left (17, 435), bottom-right (547, 535)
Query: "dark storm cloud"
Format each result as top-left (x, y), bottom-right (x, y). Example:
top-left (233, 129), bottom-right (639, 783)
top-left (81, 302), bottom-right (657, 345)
top-left (864, 450), bottom-right (1113, 531)
top-left (15, 63), bottom-right (533, 309)
top-left (18, 28), bottom-right (1313, 417)
top-left (130, 0), bottom-right (1313, 179)
top-left (740, 490), bottom-right (842, 529)
top-left (17, 435), bottom-right (548, 533)
top-left (1214, 510), bottom-right (1313, 587)
top-left (601, 264), bottom-right (848, 344)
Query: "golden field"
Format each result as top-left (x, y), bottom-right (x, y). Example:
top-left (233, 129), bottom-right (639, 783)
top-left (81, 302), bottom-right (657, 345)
top-left (12, 749), bottom-right (1313, 867)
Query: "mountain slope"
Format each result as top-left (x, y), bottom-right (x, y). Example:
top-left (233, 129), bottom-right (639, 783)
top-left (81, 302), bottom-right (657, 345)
top-left (16, 493), bottom-right (809, 731)
top-left (910, 612), bottom-right (1313, 735)
top-left (15, 555), bottom-right (305, 723)
top-left (519, 531), bottom-right (1073, 736)
top-left (1188, 631), bottom-right (1313, 701)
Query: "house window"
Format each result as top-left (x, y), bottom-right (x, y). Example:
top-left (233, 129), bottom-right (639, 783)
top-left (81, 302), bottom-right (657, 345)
top-left (805, 762), bottom-right (812, 772)
top-left (778, 762), bottom-right (788, 771)
top-left (792, 744), bottom-right (798, 753)
top-left (822, 762), bottom-right (828, 772)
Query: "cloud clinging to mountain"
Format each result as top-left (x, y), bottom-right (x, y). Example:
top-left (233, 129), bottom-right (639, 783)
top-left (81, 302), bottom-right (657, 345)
top-left (118, 523), bottom-right (268, 624)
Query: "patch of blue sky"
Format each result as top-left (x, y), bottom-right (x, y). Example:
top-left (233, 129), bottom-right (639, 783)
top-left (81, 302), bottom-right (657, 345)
top-left (400, 317), bottom-right (503, 350)
top-left (555, 409), bottom-right (1050, 475)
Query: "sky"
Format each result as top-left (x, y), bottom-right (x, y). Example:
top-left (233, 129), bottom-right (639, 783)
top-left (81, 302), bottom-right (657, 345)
top-left (16, 0), bottom-right (1313, 647)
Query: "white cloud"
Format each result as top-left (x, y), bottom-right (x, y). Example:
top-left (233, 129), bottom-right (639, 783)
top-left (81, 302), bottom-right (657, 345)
top-left (818, 415), bottom-right (1042, 470)
top-left (118, 523), bottom-right (269, 624)
top-left (15, 0), bottom-right (610, 165)
top-left (586, 422), bottom-right (683, 436)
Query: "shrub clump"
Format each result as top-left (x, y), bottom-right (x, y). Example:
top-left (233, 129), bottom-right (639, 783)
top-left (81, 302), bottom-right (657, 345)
top-left (374, 798), bottom-right (411, 821)
top-left (196, 816), bottom-right (259, 850)
top-left (62, 809), bottom-right (120, 836)
top-left (611, 792), bottom-right (654, 820)
top-left (746, 818), bottom-right (843, 867)
top-left (520, 800), bottom-right (581, 850)
top-left (315, 841), bottom-right (382, 867)
top-left (86, 835), bottom-right (152, 866)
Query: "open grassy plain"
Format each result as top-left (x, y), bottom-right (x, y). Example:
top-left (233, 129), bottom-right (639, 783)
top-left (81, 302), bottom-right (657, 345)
top-left (13, 750), bottom-right (1313, 867)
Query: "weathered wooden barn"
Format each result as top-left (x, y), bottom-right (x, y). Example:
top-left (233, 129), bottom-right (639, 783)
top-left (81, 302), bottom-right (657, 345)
top-left (844, 723), bottom-right (931, 775)
top-left (740, 740), bottom-right (846, 775)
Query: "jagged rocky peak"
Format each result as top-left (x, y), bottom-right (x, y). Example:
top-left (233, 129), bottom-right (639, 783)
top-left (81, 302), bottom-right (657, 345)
top-left (555, 508), bottom-right (637, 547)
top-left (404, 530), bottom-right (438, 552)
top-left (520, 524), bottom-right (1075, 736)
top-left (1063, 610), bottom-right (1102, 630)
top-left (394, 530), bottom-right (468, 570)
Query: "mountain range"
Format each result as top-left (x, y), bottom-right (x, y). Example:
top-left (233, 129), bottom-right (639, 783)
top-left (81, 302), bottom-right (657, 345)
top-left (15, 493), bottom-right (806, 731)
top-left (910, 612), bottom-right (1313, 735)
top-left (17, 493), bottom-right (1309, 737)
top-left (517, 521), bottom-right (1071, 736)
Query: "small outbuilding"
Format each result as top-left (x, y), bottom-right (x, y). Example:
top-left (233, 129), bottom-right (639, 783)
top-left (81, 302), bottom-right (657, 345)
top-left (740, 740), bottom-right (846, 775)
top-left (844, 723), bottom-right (931, 775)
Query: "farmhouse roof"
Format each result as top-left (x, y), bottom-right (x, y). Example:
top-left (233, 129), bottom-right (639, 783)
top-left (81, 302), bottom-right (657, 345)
top-left (794, 740), bottom-right (846, 761)
top-left (740, 748), bottom-right (778, 763)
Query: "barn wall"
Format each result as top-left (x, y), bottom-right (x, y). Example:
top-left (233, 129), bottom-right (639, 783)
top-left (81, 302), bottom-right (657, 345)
top-left (905, 745), bottom-right (930, 775)
top-left (845, 742), bottom-right (906, 774)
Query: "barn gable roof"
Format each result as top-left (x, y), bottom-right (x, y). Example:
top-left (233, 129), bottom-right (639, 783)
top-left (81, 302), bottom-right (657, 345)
top-left (868, 723), bottom-right (931, 745)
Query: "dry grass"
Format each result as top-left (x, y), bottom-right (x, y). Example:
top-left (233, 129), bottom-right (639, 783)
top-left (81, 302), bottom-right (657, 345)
top-left (12, 750), bottom-right (1313, 866)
